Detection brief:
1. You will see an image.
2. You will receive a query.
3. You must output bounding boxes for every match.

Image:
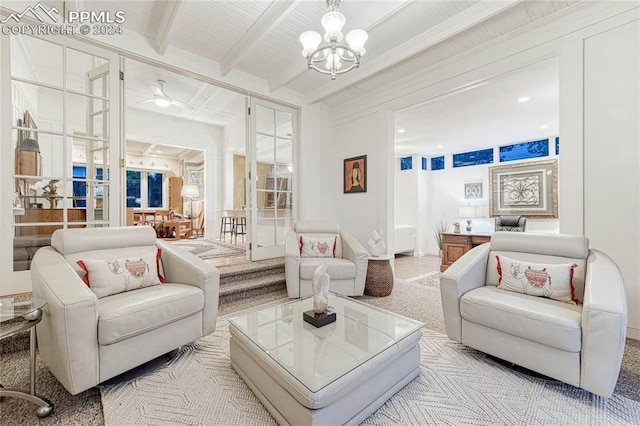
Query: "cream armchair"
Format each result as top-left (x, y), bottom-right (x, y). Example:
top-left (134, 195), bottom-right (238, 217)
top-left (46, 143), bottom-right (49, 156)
top-left (31, 226), bottom-right (220, 395)
top-left (440, 232), bottom-right (627, 398)
top-left (285, 221), bottom-right (369, 298)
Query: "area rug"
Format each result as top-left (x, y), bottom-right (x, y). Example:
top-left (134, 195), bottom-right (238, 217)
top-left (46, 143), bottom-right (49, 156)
top-left (100, 318), bottom-right (640, 425)
top-left (406, 270), bottom-right (440, 288)
top-left (171, 238), bottom-right (246, 259)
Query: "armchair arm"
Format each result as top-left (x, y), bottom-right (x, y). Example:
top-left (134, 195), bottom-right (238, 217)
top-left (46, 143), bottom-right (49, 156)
top-left (580, 249), bottom-right (627, 398)
top-left (157, 240), bottom-right (220, 336)
top-left (341, 231), bottom-right (369, 295)
top-left (440, 244), bottom-right (490, 342)
top-left (31, 247), bottom-right (99, 395)
top-left (284, 230), bottom-right (301, 298)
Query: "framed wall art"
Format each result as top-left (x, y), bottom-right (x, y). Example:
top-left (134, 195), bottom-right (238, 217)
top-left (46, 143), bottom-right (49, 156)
top-left (464, 182), bottom-right (483, 199)
top-left (489, 159), bottom-right (558, 218)
top-left (344, 155), bottom-right (367, 193)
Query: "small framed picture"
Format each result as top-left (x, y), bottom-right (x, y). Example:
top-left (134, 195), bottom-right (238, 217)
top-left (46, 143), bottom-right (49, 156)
top-left (344, 155), bottom-right (367, 193)
top-left (464, 182), bottom-right (483, 199)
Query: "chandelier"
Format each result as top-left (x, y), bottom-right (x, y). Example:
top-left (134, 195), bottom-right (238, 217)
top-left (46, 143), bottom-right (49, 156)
top-left (299, 0), bottom-right (368, 80)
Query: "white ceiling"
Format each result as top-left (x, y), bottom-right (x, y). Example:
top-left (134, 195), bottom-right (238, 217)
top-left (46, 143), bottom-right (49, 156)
top-left (4, 0), bottom-right (577, 162)
top-left (57, 0), bottom-right (576, 105)
top-left (394, 59), bottom-right (559, 157)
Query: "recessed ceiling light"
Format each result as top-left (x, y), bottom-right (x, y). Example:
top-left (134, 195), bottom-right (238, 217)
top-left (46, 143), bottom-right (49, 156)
top-left (437, 145), bottom-right (444, 149)
top-left (517, 96), bottom-right (530, 103)
top-left (156, 150), bottom-right (163, 153)
top-left (539, 125), bottom-right (549, 129)
top-left (397, 129), bottom-right (406, 134)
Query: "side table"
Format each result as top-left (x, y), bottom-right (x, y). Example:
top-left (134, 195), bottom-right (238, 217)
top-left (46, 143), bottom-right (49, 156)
top-left (364, 254), bottom-right (395, 297)
top-left (0, 296), bottom-right (54, 418)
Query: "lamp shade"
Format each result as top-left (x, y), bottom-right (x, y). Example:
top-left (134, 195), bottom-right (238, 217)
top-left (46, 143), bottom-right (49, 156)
top-left (346, 29), bottom-right (368, 55)
top-left (181, 184), bottom-right (199, 199)
top-left (300, 31), bottom-right (321, 56)
top-left (459, 206), bottom-right (478, 218)
top-left (321, 11), bottom-right (345, 41)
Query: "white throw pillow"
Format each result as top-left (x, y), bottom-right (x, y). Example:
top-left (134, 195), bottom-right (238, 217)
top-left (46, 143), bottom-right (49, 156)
top-left (300, 235), bottom-right (337, 258)
top-left (496, 255), bottom-right (580, 304)
top-left (77, 248), bottom-right (165, 298)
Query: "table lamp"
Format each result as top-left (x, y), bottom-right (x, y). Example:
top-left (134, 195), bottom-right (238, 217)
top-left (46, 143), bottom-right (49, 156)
top-left (181, 184), bottom-right (200, 239)
top-left (459, 205), bottom-right (478, 232)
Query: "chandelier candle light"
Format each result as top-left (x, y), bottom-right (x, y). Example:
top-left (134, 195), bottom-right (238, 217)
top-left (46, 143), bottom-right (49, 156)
top-left (299, 0), bottom-right (368, 80)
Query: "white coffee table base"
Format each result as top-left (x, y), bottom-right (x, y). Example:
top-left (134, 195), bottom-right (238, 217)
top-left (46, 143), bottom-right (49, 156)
top-left (230, 333), bottom-right (421, 426)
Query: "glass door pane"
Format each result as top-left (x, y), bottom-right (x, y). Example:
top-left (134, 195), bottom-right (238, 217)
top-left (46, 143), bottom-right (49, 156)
top-left (249, 99), bottom-right (297, 260)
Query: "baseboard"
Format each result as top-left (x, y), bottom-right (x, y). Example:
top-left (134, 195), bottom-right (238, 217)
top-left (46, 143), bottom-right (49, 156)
top-left (627, 326), bottom-right (639, 341)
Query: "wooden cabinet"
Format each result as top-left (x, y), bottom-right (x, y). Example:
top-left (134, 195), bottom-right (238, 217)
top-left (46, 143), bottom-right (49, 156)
top-left (14, 209), bottom-right (86, 236)
top-left (169, 177), bottom-right (183, 214)
top-left (440, 233), bottom-right (491, 272)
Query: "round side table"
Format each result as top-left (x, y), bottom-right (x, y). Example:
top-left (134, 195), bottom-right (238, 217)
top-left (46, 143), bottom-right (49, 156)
top-left (364, 254), bottom-right (395, 297)
top-left (0, 296), bottom-right (54, 418)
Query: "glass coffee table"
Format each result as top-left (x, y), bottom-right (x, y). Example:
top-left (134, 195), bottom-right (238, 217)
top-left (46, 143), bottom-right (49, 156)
top-left (229, 293), bottom-right (423, 425)
top-left (0, 296), bottom-right (54, 418)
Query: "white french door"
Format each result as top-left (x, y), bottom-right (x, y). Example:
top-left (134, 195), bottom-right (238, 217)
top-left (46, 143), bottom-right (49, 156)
top-left (247, 98), bottom-right (297, 260)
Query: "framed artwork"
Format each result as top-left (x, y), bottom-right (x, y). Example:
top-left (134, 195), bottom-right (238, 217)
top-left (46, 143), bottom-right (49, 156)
top-left (489, 159), bottom-right (558, 217)
top-left (464, 182), bottom-right (483, 199)
top-left (344, 155), bottom-right (367, 193)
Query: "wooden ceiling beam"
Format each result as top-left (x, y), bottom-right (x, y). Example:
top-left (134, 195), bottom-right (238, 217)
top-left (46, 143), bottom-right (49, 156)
top-left (155, 0), bottom-right (186, 56)
top-left (220, 0), bottom-right (301, 76)
top-left (304, 0), bottom-right (524, 104)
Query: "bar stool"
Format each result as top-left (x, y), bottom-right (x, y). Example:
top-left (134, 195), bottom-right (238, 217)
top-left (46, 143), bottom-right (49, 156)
top-left (219, 212), bottom-right (235, 242)
top-left (234, 216), bottom-right (246, 242)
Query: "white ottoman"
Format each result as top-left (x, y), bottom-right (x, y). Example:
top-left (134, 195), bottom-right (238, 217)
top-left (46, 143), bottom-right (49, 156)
top-left (229, 294), bottom-right (423, 425)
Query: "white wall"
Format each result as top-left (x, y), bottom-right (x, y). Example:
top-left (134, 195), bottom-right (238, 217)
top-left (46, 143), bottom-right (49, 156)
top-left (325, 2), bottom-right (640, 337)
top-left (330, 111), bottom-right (393, 249)
top-left (583, 20), bottom-right (640, 339)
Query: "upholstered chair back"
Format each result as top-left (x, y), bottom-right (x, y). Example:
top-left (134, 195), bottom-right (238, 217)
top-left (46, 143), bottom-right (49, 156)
top-left (485, 232), bottom-right (589, 300)
top-left (51, 226), bottom-right (159, 279)
top-left (495, 215), bottom-right (527, 232)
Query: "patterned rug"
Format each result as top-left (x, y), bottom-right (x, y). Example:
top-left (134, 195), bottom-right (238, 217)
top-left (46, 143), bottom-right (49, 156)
top-left (100, 318), bottom-right (640, 425)
top-left (406, 271), bottom-right (441, 288)
top-left (172, 238), bottom-right (246, 259)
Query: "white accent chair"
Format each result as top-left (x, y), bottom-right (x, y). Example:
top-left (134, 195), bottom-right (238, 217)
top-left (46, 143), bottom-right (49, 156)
top-left (440, 232), bottom-right (627, 398)
top-left (285, 221), bottom-right (369, 298)
top-left (31, 226), bottom-right (220, 395)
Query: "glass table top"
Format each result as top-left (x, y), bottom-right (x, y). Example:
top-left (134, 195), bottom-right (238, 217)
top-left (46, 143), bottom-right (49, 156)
top-left (0, 296), bottom-right (46, 324)
top-left (228, 293), bottom-right (424, 393)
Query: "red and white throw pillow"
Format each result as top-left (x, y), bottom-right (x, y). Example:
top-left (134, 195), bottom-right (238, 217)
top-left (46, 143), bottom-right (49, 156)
top-left (496, 255), bottom-right (580, 304)
top-left (299, 235), bottom-right (337, 258)
top-left (77, 248), bottom-right (165, 298)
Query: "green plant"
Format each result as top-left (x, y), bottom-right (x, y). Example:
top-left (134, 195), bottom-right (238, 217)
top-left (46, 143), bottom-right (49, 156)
top-left (433, 220), bottom-right (448, 250)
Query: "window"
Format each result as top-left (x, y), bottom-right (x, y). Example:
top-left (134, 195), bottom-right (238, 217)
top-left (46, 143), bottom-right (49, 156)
top-left (147, 173), bottom-right (163, 207)
top-left (126, 170), bottom-right (141, 208)
top-left (555, 137), bottom-right (560, 155)
top-left (73, 166), bottom-right (104, 207)
top-left (431, 156), bottom-right (445, 171)
top-left (126, 170), bottom-right (164, 208)
top-left (400, 156), bottom-right (412, 170)
top-left (453, 148), bottom-right (493, 168)
top-left (499, 139), bottom-right (549, 162)
top-left (422, 157), bottom-right (427, 170)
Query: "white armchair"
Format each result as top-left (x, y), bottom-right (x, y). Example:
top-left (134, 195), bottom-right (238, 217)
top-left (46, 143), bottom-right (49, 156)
top-left (440, 232), bottom-right (627, 398)
top-left (31, 226), bottom-right (220, 395)
top-left (285, 221), bottom-right (369, 298)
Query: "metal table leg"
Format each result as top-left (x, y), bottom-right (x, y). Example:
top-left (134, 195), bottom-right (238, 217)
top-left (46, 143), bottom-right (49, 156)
top-left (0, 310), bottom-right (54, 418)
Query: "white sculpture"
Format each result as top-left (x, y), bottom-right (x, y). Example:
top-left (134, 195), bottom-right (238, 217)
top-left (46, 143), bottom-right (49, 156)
top-left (312, 263), bottom-right (330, 314)
top-left (367, 230), bottom-right (386, 257)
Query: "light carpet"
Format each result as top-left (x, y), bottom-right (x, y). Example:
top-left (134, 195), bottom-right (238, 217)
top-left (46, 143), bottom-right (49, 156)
top-left (100, 317), bottom-right (640, 425)
top-left (172, 238), bottom-right (245, 259)
top-left (405, 271), bottom-right (441, 288)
